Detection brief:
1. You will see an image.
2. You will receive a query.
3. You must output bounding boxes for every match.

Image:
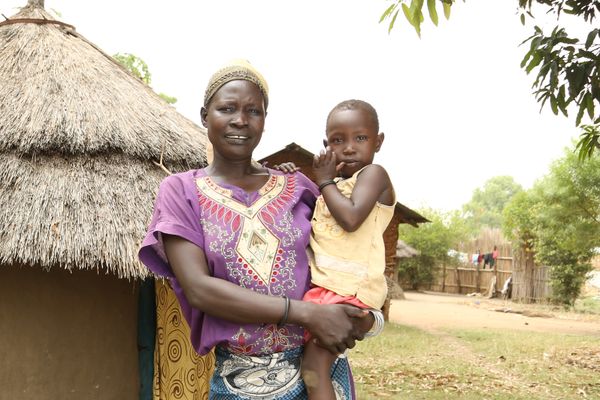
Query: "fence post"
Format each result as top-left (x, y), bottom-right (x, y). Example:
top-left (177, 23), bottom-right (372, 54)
top-left (442, 264), bottom-right (446, 292)
top-left (493, 261), bottom-right (498, 296)
top-left (455, 265), bottom-right (462, 294)
top-left (475, 262), bottom-right (480, 293)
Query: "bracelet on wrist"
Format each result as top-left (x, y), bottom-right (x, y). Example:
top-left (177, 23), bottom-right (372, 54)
top-left (318, 180), bottom-right (336, 191)
top-left (277, 296), bottom-right (290, 327)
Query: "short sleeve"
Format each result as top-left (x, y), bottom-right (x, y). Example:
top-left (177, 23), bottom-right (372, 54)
top-left (138, 174), bottom-right (204, 278)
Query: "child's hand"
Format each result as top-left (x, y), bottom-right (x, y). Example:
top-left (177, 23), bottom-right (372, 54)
top-left (313, 146), bottom-right (343, 185)
top-left (272, 162), bottom-right (300, 174)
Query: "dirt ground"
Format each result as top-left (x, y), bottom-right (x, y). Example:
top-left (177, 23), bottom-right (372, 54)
top-left (388, 291), bottom-right (600, 336)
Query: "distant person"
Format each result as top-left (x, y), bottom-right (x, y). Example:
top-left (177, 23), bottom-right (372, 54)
top-left (492, 245), bottom-right (499, 267)
top-left (302, 99), bottom-right (393, 399)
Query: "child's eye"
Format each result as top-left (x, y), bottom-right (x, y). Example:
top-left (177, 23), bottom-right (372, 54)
top-left (357, 135), bottom-right (368, 141)
top-left (330, 138), bottom-right (343, 144)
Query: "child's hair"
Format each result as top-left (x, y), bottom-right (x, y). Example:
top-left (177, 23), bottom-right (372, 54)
top-left (326, 99), bottom-right (379, 132)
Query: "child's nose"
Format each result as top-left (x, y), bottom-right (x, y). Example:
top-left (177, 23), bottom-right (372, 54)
top-left (343, 144), bottom-right (355, 154)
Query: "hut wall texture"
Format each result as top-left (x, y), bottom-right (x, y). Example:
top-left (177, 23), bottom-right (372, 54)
top-left (0, 266), bottom-right (139, 399)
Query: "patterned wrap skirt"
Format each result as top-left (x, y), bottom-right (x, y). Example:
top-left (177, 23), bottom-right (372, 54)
top-left (210, 346), bottom-right (355, 399)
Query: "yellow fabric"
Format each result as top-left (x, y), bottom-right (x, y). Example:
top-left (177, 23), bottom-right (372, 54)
top-left (309, 167), bottom-right (395, 309)
top-left (153, 280), bottom-right (215, 400)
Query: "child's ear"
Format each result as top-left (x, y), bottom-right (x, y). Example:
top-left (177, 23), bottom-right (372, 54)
top-left (375, 132), bottom-right (385, 152)
top-left (200, 107), bottom-right (208, 127)
top-left (322, 139), bottom-right (328, 148)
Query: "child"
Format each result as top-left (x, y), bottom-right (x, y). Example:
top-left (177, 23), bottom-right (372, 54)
top-left (302, 99), bottom-right (395, 399)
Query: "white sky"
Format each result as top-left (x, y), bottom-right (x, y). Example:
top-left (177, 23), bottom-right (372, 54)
top-left (2, 0), bottom-right (585, 211)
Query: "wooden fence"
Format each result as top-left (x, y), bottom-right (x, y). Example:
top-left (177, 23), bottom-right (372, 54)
top-left (427, 256), bottom-right (513, 297)
top-left (399, 241), bottom-right (552, 302)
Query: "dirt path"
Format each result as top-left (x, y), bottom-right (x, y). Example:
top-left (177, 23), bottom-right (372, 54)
top-left (388, 291), bottom-right (600, 336)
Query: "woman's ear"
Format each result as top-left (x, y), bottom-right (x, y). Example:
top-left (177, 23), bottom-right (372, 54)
top-left (375, 132), bottom-right (385, 152)
top-left (200, 107), bottom-right (208, 128)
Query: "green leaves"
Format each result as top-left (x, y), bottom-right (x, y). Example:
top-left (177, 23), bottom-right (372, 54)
top-left (113, 52), bottom-right (152, 84)
top-left (503, 146), bottom-right (600, 305)
top-left (518, 11), bottom-right (599, 160)
top-left (575, 125), bottom-right (600, 161)
top-left (114, 52), bottom-right (178, 105)
top-left (380, 0), bottom-right (455, 37)
top-left (427, 0), bottom-right (439, 25)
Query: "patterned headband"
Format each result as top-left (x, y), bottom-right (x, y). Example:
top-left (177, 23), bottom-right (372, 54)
top-left (203, 60), bottom-right (269, 109)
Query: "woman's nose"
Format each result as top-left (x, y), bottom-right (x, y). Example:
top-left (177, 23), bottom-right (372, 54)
top-left (230, 111), bottom-right (248, 127)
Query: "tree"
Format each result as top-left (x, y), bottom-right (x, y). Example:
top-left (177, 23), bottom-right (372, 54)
top-left (462, 176), bottom-right (523, 230)
top-left (113, 52), bottom-right (177, 105)
top-left (398, 208), bottom-right (469, 288)
top-left (503, 145), bottom-right (600, 305)
top-left (379, 0), bottom-right (600, 159)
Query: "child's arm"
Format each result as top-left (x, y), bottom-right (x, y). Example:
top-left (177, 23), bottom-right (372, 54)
top-left (313, 147), bottom-right (394, 232)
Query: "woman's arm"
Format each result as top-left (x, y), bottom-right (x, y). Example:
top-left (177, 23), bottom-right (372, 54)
top-left (163, 234), bottom-right (372, 354)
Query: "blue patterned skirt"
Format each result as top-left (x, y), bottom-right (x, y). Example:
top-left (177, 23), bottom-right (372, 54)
top-left (210, 346), bottom-right (355, 399)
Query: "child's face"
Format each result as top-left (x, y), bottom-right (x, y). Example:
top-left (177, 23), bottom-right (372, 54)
top-left (325, 108), bottom-right (383, 178)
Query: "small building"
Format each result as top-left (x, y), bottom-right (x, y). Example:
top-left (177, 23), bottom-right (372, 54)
top-left (0, 1), bottom-right (209, 398)
top-left (259, 142), bottom-right (429, 319)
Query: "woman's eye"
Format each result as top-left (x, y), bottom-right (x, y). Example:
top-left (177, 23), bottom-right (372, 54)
top-left (249, 108), bottom-right (262, 115)
top-left (218, 106), bottom-right (234, 112)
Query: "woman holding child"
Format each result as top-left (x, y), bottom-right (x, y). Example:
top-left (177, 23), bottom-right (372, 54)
top-left (139, 60), bottom-right (379, 399)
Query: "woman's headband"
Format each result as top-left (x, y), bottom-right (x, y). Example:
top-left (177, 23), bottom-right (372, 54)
top-left (203, 59), bottom-right (269, 109)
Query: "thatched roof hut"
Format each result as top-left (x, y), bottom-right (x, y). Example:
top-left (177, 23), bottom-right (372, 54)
top-left (0, 1), bottom-right (207, 398)
top-left (0, 0), bottom-right (207, 278)
top-left (396, 239), bottom-right (419, 259)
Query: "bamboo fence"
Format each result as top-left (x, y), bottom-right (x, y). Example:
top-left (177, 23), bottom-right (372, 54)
top-left (400, 229), bottom-right (552, 302)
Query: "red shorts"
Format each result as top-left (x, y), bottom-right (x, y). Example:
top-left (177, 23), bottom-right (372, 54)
top-left (302, 286), bottom-right (369, 341)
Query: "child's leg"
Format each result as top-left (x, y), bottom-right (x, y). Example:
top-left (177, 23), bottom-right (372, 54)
top-left (302, 338), bottom-right (338, 400)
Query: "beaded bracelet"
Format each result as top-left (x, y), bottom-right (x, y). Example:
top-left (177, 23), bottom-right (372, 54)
top-left (277, 296), bottom-right (290, 327)
top-left (318, 180), bottom-right (336, 191)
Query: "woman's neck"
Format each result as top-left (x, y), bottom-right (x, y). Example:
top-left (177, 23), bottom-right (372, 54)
top-left (205, 156), bottom-right (269, 192)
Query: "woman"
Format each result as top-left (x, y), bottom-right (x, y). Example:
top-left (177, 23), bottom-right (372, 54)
top-left (139, 60), bottom-right (373, 399)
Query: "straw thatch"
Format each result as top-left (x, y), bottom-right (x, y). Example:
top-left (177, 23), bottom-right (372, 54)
top-left (396, 239), bottom-right (419, 259)
top-left (0, 1), bottom-right (207, 278)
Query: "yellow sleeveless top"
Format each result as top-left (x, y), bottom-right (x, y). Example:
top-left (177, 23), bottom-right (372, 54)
top-left (309, 167), bottom-right (394, 309)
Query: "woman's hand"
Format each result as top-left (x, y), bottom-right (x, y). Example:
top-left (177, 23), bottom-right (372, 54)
top-left (291, 301), bottom-right (372, 355)
top-left (272, 162), bottom-right (300, 174)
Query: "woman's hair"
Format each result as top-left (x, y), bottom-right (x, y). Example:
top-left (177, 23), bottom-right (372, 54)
top-left (326, 99), bottom-right (379, 132)
top-left (203, 59), bottom-right (269, 109)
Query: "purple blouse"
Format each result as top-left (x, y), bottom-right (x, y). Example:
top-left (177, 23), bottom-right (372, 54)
top-left (139, 168), bottom-right (318, 356)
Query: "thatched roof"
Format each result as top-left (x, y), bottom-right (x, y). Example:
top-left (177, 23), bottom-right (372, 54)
top-left (396, 240), bottom-right (419, 259)
top-left (0, 1), bottom-right (207, 278)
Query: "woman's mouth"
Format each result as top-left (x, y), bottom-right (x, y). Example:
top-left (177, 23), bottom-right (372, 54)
top-left (225, 135), bottom-right (250, 143)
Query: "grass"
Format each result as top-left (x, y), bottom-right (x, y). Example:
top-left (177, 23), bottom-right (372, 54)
top-left (349, 323), bottom-right (600, 399)
top-left (574, 296), bottom-right (600, 315)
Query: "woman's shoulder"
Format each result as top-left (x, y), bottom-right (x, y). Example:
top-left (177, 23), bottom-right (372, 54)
top-left (158, 168), bottom-right (206, 192)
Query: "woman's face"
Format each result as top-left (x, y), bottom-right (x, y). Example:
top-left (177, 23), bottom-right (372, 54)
top-left (201, 80), bottom-right (266, 162)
